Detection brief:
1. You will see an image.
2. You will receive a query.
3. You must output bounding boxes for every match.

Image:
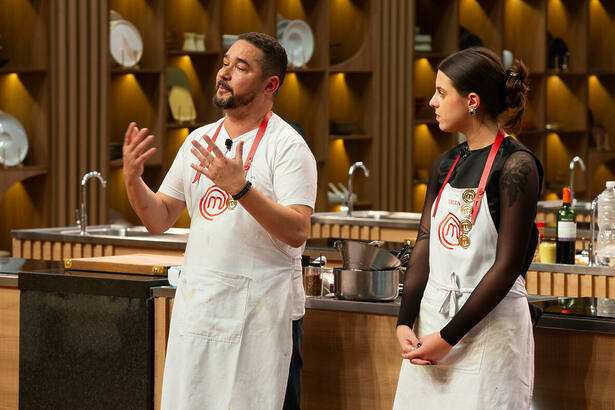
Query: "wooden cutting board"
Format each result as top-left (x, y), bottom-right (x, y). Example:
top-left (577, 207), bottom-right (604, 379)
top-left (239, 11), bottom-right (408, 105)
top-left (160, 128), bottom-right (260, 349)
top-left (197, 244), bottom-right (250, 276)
top-left (63, 253), bottom-right (184, 276)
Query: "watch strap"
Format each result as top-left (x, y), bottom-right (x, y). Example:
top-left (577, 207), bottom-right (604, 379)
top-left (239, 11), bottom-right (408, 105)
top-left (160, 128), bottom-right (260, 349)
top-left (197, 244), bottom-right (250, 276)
top-left (232, 181), bottom-right (252, 201)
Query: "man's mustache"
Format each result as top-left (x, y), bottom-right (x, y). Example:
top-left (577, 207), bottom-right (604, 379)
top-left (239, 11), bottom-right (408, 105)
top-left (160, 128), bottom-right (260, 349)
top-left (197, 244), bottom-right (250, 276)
top-left (217, 81), bottom-right (233, 94)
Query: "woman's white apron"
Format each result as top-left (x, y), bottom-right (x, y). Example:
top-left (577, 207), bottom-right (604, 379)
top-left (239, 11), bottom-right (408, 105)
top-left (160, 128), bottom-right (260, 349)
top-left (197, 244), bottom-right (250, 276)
top-left (393, 183), bottom-right (534, 409)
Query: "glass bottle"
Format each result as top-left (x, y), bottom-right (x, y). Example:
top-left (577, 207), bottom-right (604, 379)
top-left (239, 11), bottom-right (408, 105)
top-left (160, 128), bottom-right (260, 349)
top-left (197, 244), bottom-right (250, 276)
top-left (556, 187), bottom-right (576, 264)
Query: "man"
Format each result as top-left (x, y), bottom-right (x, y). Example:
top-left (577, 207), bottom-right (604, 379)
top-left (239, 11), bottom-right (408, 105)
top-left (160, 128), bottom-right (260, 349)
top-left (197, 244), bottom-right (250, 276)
top-left (122, 32), bottom-right (317, 409)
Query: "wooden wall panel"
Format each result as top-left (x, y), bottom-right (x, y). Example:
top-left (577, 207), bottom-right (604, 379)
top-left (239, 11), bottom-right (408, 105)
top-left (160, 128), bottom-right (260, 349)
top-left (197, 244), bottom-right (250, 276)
top-left (377, 0), bottom-right (414, 211)
top-left (50, 0), bottom-right (108, 228)
top-left (0, 287), bottom-right (19, 409)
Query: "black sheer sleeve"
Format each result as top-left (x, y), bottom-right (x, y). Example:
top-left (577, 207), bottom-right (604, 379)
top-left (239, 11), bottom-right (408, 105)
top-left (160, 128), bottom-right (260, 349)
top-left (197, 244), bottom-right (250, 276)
top-left (396, 154), bottom-right (445, 328)
top-left (439, 150), bottom-right (540, 345)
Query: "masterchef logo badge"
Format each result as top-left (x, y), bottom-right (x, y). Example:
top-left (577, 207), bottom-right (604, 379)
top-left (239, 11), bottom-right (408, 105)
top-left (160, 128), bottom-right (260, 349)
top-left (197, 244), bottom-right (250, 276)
top-left (438, 212), bottom-right (461, 250)
top-left (199, 185), bottom-right (229, 221)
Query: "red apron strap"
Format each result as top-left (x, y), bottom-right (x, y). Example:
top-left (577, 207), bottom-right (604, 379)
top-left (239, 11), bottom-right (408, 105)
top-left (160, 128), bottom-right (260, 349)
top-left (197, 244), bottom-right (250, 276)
top-left (192, 120), bottom-right (225, 184)
top-left (433, 155), bottom-right (460, 217)
top-left (191, 111), bottom-right (272, 184)
top-left (470, 129), bottom-right (505, 224)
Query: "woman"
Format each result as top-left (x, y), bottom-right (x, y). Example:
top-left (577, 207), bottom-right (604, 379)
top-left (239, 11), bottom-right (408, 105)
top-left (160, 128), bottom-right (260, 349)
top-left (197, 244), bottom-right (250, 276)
top-left (394, 47), bottom-right (543, 409)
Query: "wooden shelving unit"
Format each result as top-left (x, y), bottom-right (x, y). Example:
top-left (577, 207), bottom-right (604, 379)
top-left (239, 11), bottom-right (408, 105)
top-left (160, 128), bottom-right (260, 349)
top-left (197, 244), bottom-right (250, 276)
top-left (0, 1), bottom-right (50, 253)
top-left (409, 0), bottom-right (615, 210)
top-left (103, 0), bottom-right (378, 226)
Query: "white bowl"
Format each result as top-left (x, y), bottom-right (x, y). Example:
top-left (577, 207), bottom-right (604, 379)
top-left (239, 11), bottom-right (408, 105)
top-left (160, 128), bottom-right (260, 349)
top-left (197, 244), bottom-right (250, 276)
top-left (280, 20), bottom-right (314, 67)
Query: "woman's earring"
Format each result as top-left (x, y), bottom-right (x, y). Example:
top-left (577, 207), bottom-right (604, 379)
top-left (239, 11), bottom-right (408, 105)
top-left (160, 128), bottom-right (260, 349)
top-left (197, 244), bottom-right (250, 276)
top-left (469, 108), bottom-right (477, 117)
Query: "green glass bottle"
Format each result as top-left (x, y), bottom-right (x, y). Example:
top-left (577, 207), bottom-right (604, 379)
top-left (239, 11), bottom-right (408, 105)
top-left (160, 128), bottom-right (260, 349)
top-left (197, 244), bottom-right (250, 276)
top-left (556, 187), bottom-right (576, 264)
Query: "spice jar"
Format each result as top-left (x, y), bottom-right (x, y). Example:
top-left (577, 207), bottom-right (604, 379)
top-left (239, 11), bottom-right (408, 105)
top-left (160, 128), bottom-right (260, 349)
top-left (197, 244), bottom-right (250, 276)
top-left (540, 239), bottom-right (556, 264)
top-left (303, 265), bottom-right (323, 297)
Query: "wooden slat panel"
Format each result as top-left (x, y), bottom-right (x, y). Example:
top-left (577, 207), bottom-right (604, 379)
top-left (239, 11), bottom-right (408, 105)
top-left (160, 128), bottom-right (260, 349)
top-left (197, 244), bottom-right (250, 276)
top-left (32, 241), bottom-right (42, 260)
top-left (538, 271), bottom-right (552, 295)
top-left (340, 225), bottom-right (350, 238)
top-left (594, 275), bottom-right (607, 298)
top-left (566, 273), bottom-right (580, 297)
top-left (83, 243), bottom-right (93, 258)
top-left (526, 271), bottom-right (538, 294)
top-left (72, 243), bottom-right (82, 258)
top-left (608, 277), bottom-right (615, 298)
top-left (93, 244), bottom-right (103, 257)
top-left (11, 239), bottom-right (21, 258)
top-left (154, 298), bottom-right (171, 410)
top-left (321, 224), bottom-right (331, 238)
top-left (42, 241), bottom-right (52, 260)
top-left (0, 287), bottom-right (19, 409)
top-left (52, 242), bottom-right (62, 261)
top-left (360, 226), bottom-right (370, 240)
top-left (553, 272), bottom-right (566, 296)
top-left (103, 245), bottom-right (114, 256)
top-left (580, 274), bottom-right (593, 297)
top-left (350, 225), bottom-right (360, 239)
top-left (62, 242), bottom-right (72, 259)
top-left (22, 240), bottom-right (32, 259)
top-left (330, 224), bottom-right (340, 237)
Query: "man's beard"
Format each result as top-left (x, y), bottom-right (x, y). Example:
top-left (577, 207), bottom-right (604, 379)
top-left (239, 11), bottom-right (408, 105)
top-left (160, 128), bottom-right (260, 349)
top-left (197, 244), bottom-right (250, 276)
top-left (213, 81), bottom-right (257, 109)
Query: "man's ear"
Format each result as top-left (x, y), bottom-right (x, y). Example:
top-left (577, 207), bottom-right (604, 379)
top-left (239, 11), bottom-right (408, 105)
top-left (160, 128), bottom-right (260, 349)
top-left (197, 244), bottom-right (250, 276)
top-left (264, 76), bottom-right (280, 96)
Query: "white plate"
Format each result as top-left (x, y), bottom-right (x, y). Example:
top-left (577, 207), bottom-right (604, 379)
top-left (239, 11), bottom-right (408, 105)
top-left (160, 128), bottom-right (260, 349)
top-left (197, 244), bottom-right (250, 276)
top-left (280, 19), bottom-right (314, 68)
top-left (110, 19), bottom-right (143, 68)
top-left (0, 110), bottom-right (28, 167)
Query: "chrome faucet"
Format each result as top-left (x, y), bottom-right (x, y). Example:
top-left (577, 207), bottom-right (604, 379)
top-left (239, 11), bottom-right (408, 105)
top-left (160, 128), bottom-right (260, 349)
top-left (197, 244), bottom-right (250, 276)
top-left (346, 161), bottom-right (369, 216)
top-left (569, 156), bottom-right (586, 204)
top-left (79, 171), bottom-right (107, 235)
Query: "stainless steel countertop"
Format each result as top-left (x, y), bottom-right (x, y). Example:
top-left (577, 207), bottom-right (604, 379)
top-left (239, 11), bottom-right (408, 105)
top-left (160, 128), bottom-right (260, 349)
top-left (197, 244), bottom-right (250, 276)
top-left (11, 225), bottom-right (189, 250)
top-left (0, 273), bottom-right (18, 288)
top-left (529, 262), bottom-right (615, 276)
top-left (310, 211), bottom-right (421, 229)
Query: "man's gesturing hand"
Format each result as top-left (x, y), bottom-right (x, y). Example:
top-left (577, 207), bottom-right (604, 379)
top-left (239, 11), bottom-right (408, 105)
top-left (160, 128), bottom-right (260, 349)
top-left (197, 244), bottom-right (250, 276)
top-left (122, 122), bottom-right (157, 182)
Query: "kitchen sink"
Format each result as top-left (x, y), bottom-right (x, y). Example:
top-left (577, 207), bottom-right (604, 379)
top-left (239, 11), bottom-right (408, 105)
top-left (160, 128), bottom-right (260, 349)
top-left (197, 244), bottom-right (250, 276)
top-left (60, 226), bottom-right (190, 238)
top-left (311, 211), bottom-right (421, 228)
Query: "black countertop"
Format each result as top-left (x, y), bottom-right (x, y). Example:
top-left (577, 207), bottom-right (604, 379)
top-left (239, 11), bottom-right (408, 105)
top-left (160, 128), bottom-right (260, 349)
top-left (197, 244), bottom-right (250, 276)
top-left (0, 258), bottom-right (168, 297)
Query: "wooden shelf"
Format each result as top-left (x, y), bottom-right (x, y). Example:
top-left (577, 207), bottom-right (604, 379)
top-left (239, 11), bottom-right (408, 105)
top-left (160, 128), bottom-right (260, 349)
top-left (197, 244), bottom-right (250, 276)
top-left (0, 166), bottom-right (47, 198)
top-left (329, 134), bottom-right (371, 141)
top-left (414, 119), bottom-right (437, 125)
top-left (166, 122), bottom-right (209, 130)
top-left (0, 67), bottom-right (47, 74)
top-left (167, 50), bottom-right (220, 57)
top-left (110, 67), bottom-right (162, 74)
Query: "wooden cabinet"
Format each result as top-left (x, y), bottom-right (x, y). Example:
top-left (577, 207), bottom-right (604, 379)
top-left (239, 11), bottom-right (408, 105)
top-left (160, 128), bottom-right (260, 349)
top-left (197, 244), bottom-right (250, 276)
top-left (410, 0), bottom-right (615, 211)
top-left (0, 1), bottom-right (50, 252)
top-left (104, 0), bottom-right (379, 228)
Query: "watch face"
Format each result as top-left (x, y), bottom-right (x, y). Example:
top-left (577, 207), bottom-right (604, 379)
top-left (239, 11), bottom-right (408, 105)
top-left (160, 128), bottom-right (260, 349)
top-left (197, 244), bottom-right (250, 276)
top-left (110, 20), bottom-right (143, 67)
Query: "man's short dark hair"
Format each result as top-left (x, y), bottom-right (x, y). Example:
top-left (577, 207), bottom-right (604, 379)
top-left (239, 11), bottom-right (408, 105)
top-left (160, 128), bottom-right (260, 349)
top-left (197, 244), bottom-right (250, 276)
top-left (238, 32), bottom-right (287, 90)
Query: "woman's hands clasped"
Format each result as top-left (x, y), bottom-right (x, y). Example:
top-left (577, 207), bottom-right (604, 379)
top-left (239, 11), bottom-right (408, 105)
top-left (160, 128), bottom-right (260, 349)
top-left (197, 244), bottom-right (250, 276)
top-left (397, 326), bottom-right (453, 366)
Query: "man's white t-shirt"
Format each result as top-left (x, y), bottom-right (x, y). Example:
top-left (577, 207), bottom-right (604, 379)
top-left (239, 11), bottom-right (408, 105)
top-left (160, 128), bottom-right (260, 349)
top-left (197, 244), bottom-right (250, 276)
top-left (158, 113), bottom-right (317, 319)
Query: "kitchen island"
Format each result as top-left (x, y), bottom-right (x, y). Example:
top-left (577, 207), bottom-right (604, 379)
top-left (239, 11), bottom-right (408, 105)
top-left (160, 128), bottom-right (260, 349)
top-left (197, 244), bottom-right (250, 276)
top-left (152, 287), bottom-right (615, 410)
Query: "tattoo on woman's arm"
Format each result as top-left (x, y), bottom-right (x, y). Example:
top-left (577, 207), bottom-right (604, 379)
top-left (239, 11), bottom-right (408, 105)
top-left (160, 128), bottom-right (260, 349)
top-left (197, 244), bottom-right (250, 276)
top-left (501, 156), bottom-right (532, 207)
top-left (416, 223), bottom-right (430, 242)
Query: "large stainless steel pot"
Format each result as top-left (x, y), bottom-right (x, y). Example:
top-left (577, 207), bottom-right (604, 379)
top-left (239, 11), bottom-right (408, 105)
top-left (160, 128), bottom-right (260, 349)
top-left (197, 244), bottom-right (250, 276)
top-left (334, 240), bottom-right (401, 270)
top-left (333, 267), bottom-right (399, 302)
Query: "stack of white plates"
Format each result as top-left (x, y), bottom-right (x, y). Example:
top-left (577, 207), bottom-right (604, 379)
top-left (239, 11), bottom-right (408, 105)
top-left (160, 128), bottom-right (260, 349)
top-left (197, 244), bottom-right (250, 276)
top-left (278, 16), bottom-right (314, 68)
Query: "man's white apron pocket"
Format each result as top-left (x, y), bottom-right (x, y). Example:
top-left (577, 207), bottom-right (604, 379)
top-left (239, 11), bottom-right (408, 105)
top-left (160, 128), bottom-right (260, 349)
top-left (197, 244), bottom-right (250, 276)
top-left (179, 270), bottom-right (251, 344)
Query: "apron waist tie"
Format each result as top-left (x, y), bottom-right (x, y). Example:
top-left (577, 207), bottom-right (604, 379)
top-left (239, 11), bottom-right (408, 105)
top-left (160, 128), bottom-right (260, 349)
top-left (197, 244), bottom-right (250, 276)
top-left (432, 272), bottom-right (528, 319)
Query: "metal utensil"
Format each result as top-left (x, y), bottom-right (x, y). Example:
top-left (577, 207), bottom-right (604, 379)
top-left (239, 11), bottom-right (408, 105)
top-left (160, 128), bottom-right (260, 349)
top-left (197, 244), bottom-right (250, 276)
top-left (334, 240), bottom-right (401, 270)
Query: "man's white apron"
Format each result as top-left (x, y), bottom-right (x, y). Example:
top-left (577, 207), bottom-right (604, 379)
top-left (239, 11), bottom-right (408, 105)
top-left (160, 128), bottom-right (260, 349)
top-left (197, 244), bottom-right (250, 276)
top-left (161, 170), bottom-right (294, 409)
top-left (393, 184), bottom-right (534, 409)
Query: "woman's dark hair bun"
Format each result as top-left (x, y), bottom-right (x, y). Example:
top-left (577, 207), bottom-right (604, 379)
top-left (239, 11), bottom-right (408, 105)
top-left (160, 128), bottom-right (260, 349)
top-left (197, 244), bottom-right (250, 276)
top-left (501, 59), bottom-right (529, 131)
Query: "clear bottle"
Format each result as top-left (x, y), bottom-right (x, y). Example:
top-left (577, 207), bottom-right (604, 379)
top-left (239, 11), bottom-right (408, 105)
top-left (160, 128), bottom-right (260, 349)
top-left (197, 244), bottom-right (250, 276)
top-left (556, 187), bottom-right (576, 264)
top-left (597, 181), bottom-right (615, 267)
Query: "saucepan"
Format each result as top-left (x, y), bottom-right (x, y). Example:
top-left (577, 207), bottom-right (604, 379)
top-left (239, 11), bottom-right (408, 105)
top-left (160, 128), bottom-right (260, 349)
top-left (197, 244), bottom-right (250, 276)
top-left (334, 240), bottom-right (401, 270)
top-left (333, 267), bottom-right (399, 302)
